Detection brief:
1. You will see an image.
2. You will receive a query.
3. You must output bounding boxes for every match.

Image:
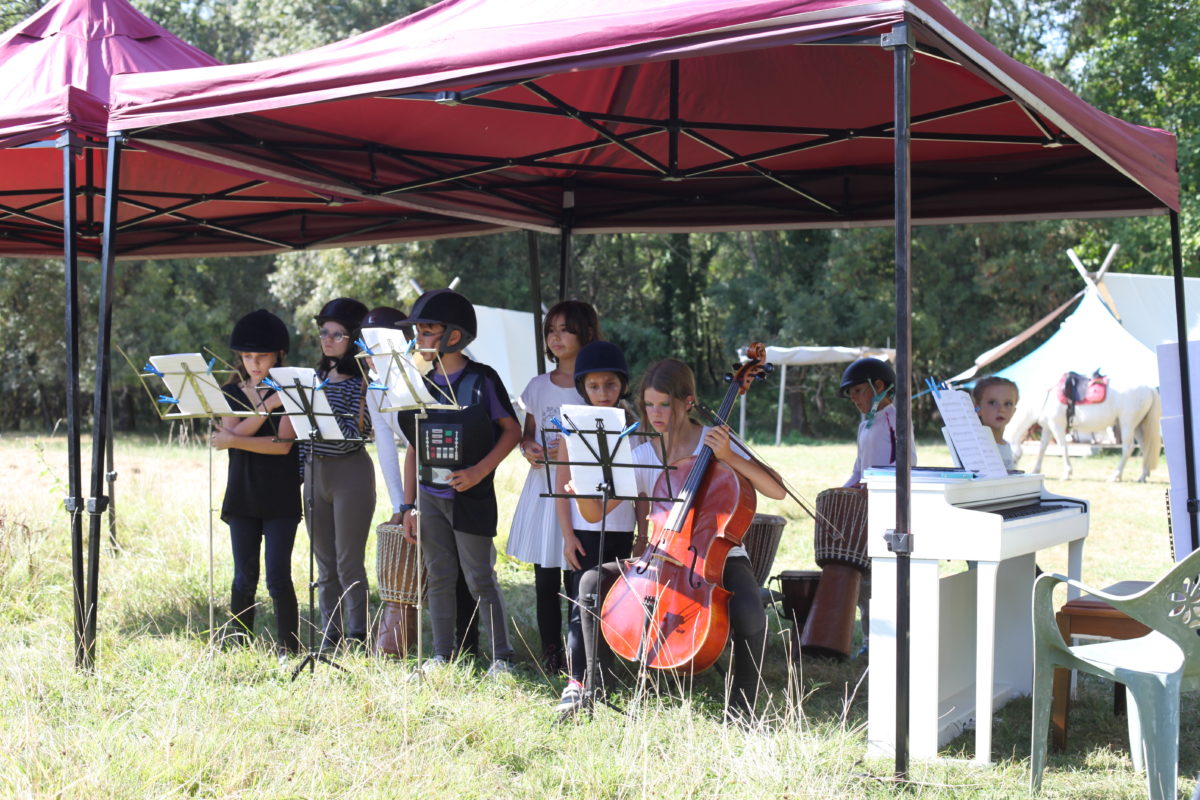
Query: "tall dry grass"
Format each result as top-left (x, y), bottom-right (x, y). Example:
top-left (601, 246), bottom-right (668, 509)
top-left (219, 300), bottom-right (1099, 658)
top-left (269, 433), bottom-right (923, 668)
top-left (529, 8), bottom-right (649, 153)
top-left (0, 432), bottom-right (1192, 799)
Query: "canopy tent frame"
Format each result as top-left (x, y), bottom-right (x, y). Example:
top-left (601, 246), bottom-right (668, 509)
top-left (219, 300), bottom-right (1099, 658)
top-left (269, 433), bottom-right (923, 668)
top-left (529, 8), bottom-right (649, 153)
top-left (97, 0), bottom-right (1192, 778)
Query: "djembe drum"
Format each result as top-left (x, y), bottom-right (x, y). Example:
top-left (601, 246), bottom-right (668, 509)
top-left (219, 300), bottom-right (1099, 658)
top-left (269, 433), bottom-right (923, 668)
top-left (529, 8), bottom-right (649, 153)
top-left (776, 569), bottom-right (821, 662)
top-left (376, 523), bottom-right (424, 657)
top-left (799, 487), bottom-right (869, 660)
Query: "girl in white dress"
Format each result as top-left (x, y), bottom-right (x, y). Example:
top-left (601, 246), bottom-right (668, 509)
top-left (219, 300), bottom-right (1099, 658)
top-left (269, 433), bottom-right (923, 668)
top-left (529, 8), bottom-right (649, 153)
top-left (505, 300), bottom-right (601, 674)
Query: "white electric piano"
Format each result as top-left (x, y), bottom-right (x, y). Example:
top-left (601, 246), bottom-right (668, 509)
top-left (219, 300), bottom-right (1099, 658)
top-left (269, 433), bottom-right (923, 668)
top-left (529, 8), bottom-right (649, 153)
top-left (865, 470), bottom-right (1089, 764)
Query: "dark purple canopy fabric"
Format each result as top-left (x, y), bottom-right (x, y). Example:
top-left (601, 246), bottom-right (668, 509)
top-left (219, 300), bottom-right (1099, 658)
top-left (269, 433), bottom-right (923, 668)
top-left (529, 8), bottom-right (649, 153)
top-left (107, 0), bottom-right (1178, 234)
top-left (0, 0), bottom-right (500, 260)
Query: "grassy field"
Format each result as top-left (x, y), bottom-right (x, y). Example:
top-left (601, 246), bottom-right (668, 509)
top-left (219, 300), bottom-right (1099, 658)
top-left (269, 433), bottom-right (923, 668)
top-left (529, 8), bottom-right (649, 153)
top-left (0, 432), bottom-right (1194, 799)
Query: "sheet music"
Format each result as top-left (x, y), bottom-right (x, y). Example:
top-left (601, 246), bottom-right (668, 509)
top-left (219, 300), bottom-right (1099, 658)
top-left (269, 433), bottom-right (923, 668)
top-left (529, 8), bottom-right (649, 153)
top-left (148, 353), bottom-right (241, 417)
top-left (360, 326), bottom-right (449, 411)
top-left (931, 388), bottom-right (1008, 478)
top-left (268, 366), bottom-right (344, 441)
top-left (560, 404), bottom-right (639, 498)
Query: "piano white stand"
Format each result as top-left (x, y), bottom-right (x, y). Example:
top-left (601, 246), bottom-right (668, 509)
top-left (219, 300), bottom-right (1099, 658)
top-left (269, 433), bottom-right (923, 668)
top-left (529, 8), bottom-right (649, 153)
top-left (865, 472), bottom-right (1088, 764)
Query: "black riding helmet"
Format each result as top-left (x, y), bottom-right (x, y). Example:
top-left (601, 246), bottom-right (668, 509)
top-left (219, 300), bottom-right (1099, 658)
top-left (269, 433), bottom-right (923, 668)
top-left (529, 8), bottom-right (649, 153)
top-left (839, 357), bottom-right (895, 396)
top-left (401, 289), bottom-right (477, 354)
top-left (574, 341), bottom-right (630, 399)
top-left (361, 305), bottom-right (406, 330)
top-left (230, 309), bottom-right (289, 353)
top-left (314, 297), bottom-right (368, 333)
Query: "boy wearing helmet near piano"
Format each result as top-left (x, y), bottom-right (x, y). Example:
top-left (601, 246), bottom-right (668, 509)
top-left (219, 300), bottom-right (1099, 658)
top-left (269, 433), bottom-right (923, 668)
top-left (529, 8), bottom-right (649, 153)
top-left (839, 357), bottom-right (915, 656)
top-left (397, 290), bottom-right (522, 676)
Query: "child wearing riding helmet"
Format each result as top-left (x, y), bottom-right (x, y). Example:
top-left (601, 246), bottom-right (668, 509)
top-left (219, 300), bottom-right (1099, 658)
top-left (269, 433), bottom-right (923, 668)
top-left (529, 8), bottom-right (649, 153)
top-left (839, 356), bottom-right (915, 656)
top-left (397, 290), bottom-right (522, 675)
top-left (840, 357), bottom-right (909, 489)
top-left (211, 309), bottom-right (301, 658)
top-left (362, 305), bottom-right (479, 657)
top-left (552, 340), bottom-right (644, 716)
top-left (300, 297), bottom-right (375, 651)
top-left (507, 300), bottom-right (601, 676)
top-left (572, 358), bottom-right (785, 721)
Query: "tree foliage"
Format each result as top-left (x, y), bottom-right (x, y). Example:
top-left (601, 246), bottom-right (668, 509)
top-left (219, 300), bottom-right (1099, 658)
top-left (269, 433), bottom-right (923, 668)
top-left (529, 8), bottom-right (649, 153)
top-left (0, 0), bottom-right (1193, 439)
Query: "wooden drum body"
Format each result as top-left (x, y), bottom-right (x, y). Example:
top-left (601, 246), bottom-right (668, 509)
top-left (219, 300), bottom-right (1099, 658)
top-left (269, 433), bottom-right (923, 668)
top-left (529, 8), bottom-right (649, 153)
top-left (800, 487), bottom-right (869, 661)
top-left (777, 569), bottom-right (821, 661)
top-left (376, 523), bottom-right (424, 657)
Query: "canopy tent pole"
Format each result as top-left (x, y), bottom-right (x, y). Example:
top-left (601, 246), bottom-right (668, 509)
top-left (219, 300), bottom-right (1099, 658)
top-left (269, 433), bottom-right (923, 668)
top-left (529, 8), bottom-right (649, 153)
top-left (559, 188), bottom-right (574, 301)
top-left (81, 135), bottom-right (122, 670)
top-left (1170, 211), bottom-right (1198, 552)
top-left (885, 21), bottom-right (914, 782)
top-left (527, 230), bottom-right (546, 375)
top-left (59, 132), bottom-right (87, 668)
top-left (775, 364), bottom-right (787, 445)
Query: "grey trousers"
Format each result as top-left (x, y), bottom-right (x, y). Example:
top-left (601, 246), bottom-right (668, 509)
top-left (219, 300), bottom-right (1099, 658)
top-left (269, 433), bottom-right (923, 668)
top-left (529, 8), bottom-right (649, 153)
top-left (418, 491), bottom-right (514, 661)
top-left (305, 448), bottom-right (375, 641)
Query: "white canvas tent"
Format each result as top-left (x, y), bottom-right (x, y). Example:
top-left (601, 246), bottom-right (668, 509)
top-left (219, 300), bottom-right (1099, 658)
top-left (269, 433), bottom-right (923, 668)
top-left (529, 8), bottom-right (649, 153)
top-left (462, 304), bottom-right (537, 407)
top-left (739, 345), bottom-right (895, 444)
top-left (992, 274), bottom-right (1200, 395)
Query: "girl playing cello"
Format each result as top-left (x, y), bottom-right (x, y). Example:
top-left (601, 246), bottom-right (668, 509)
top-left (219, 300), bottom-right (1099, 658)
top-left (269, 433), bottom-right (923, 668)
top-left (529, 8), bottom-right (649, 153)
top-left (574, 358), bottom-right (784, 721)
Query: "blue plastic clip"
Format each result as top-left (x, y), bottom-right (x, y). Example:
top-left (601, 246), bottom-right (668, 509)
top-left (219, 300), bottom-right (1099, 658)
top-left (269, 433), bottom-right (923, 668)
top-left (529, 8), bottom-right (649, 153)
top-left (260, 377), bottom-right (282, 392)
top-left (549, 416), bottom-right (572, 436)
top-left (405, 338), bottom-right (418, 355)
top-left (157, 395), bottom-right (180, 405)
top-left (315, 379), bottom-right (329, 392)
top-left (206, 357), bottom-right (216, 373)
top-left (368, 381), bottom-right (388, 391)
top-left (617, 421), bottom-right (640, 441)
top-left (143, 362), bottom-right (164, 378)
top-left (356, 338), bottom-right (374, 355)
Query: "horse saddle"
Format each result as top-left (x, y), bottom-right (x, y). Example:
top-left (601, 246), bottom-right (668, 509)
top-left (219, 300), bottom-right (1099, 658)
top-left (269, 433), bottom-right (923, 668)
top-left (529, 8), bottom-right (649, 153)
top-left (1057, 370), bottom-right (1108, 406)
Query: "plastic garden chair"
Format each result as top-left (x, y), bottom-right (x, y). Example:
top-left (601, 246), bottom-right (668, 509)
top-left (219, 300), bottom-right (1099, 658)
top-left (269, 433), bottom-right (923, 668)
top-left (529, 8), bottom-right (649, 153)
top-left (1030, 548), bottom-right (1200, 800)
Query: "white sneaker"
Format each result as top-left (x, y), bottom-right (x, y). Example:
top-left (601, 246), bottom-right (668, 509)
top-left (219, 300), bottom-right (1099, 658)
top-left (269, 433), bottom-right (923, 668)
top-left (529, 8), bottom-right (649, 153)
top-left (484, 658), bottom-right (514, 678)
top-left (409, 654), bottom-right (450, 680)
top-left (555, 679), bottom-right (588, 719)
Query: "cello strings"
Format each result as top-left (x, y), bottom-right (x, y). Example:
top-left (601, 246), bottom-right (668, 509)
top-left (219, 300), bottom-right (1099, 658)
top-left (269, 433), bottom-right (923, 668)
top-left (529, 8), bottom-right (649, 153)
top-left (691, 400), bottom-right (853, 543)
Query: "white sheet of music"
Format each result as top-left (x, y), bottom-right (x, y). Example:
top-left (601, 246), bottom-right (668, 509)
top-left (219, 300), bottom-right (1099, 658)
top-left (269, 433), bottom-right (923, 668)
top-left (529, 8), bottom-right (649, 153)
top-left (148, 353), bottom-right (241, 417)
top-left (560, 404), bottom-right (638, 498)
top-left (360, 327), bottom-right (441, 410)
top-left (932, 388), bottom-right (1008, 478)
top-left (268, 366), bottom-right (344, 441)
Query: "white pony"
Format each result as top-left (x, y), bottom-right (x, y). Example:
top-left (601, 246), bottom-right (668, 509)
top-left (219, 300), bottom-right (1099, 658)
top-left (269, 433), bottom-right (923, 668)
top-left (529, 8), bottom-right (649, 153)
top-left (1005, 380), bottom-right (1162, 482)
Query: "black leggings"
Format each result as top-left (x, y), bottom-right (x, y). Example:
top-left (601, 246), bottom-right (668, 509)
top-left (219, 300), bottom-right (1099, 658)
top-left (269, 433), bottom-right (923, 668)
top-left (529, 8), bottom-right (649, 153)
top-left (578, 555), bottom-right (766, 715)
top-left (533, 564), bottom-right (565, 653)
top-left (565, 529), bottom-right (633, 681)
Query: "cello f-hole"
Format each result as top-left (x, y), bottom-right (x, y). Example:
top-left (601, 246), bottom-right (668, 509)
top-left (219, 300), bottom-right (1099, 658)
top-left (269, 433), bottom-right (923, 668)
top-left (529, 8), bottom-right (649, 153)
top-left (686, 545), bottom-right (703, 589)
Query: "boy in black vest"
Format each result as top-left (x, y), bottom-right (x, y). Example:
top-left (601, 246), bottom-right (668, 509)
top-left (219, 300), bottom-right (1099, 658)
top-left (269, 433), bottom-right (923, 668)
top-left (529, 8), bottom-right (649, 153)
top-left (398, 290), bottom-right (522, 675)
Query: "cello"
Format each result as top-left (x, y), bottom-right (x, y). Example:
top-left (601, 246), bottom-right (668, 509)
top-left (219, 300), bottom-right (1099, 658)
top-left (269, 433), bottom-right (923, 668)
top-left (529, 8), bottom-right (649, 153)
top-left (599, 344), bottom-right (768, 674)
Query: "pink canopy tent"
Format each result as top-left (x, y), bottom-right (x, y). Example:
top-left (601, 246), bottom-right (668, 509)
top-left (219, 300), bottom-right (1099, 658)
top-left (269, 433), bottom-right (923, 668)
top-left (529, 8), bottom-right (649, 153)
top-left (0, 0), bottom-right (499, 260)
top-left (100, 0), bottom-right (1193, 773)
top-left (107, 0), bottom-right (1177, 233)
top-left (0, 0), bottom-right (504, 671)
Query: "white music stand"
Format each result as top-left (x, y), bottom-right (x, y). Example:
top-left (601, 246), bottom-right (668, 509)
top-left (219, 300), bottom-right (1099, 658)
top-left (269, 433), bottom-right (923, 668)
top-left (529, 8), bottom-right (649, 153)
top-left (353, 334), bottom-right (472, 674)
top-left (138, 351), bottom-right (260, 650)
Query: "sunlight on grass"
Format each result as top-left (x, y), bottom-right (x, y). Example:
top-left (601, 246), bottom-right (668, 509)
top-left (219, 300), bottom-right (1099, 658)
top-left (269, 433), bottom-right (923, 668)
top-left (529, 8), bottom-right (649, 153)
top-left (0, 432), bottom-right (1193, 799)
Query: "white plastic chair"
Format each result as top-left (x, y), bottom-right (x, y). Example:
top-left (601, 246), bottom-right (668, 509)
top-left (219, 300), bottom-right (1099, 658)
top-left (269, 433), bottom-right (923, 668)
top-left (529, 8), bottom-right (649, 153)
top-left (1030, 548), bottom-right (1200, 800)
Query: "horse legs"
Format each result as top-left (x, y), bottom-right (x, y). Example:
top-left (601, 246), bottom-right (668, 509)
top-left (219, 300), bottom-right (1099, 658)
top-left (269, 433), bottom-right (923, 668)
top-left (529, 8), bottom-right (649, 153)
top-left (1111, 436), bottom-right (1133, 482)
top-left (1042, 417), bottom-right (1072, 480)
top-left (1032, 426), bottom-right (1050, 474)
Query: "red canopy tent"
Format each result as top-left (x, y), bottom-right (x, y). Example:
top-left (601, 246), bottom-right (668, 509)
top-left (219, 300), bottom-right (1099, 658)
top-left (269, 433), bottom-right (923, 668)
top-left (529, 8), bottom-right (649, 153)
top-left (101, 0), bottom-right (1192, 773)
top-left (0, 0), bottom-right (505, 670)
top-left (107, 0), bottom-right (1177, 232)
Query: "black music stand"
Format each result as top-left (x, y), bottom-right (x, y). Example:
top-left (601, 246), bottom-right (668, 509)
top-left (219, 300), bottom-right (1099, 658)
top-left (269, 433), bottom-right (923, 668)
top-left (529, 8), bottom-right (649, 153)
top-left (539, 409), bottom-right (677, 717)
top-left (269, 369), bottom-right (362, 680)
